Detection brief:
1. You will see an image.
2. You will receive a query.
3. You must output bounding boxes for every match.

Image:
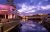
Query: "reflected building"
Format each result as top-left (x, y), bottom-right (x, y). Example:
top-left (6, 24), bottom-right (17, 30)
top-left (21, 14), bottom-right (48, 24)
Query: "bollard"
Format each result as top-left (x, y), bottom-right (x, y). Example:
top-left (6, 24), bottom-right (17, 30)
top-left (0, 23), bottom-right (3, 32)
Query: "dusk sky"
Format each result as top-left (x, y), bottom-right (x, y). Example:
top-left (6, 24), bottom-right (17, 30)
top-left (0, 0), bottom-right (50, 16)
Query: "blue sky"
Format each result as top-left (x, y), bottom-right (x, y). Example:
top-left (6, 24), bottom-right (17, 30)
top-left (0, 0), bottom-right (49, 9)
top-left (14, 0), bottom-right (50, 9)
top-left (0, 0), bottom-right (50, 16)
top-left (0, 0), bottom-right (7, 4)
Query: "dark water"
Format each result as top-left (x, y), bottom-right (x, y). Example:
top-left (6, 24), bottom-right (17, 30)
top-left (9, 20), bottom-right (48, 32)
top-left (20, 20), bottom-right (48, 32)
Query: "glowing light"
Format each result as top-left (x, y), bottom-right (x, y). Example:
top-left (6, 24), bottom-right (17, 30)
top-left (0, 10), bottom-right (8, 11)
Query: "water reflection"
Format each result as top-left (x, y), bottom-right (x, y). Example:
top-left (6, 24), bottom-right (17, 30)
top-left (20, 20), bottom-right (48, 32)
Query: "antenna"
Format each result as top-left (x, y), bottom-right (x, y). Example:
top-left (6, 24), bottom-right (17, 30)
top-left (7, 0), bottom-right (16, 8)
top-left (7, 0), bottom-right (13, 5)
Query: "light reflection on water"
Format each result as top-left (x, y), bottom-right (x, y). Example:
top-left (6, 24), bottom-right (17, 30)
top-left (20, 20), bottom-right (48, 32)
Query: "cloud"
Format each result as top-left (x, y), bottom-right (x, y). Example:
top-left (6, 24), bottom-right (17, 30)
top-left (41, 5), bottom-right (50, 10)
top-left (18, 3), bottom-right (50, 13)
top-left (18, 3), bottom-right (37, 13)
top-left (16, 0), bottom-right (50, 16)
top-left (16, 0), bottom-right (49, 9)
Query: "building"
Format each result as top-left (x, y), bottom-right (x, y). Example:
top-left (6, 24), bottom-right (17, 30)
top-left (0, 4), bottom-right (20, 32)
top-left (21, 14), bottom-right (48, 23)
top-left (0, 4), bottom-right (16, 19)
